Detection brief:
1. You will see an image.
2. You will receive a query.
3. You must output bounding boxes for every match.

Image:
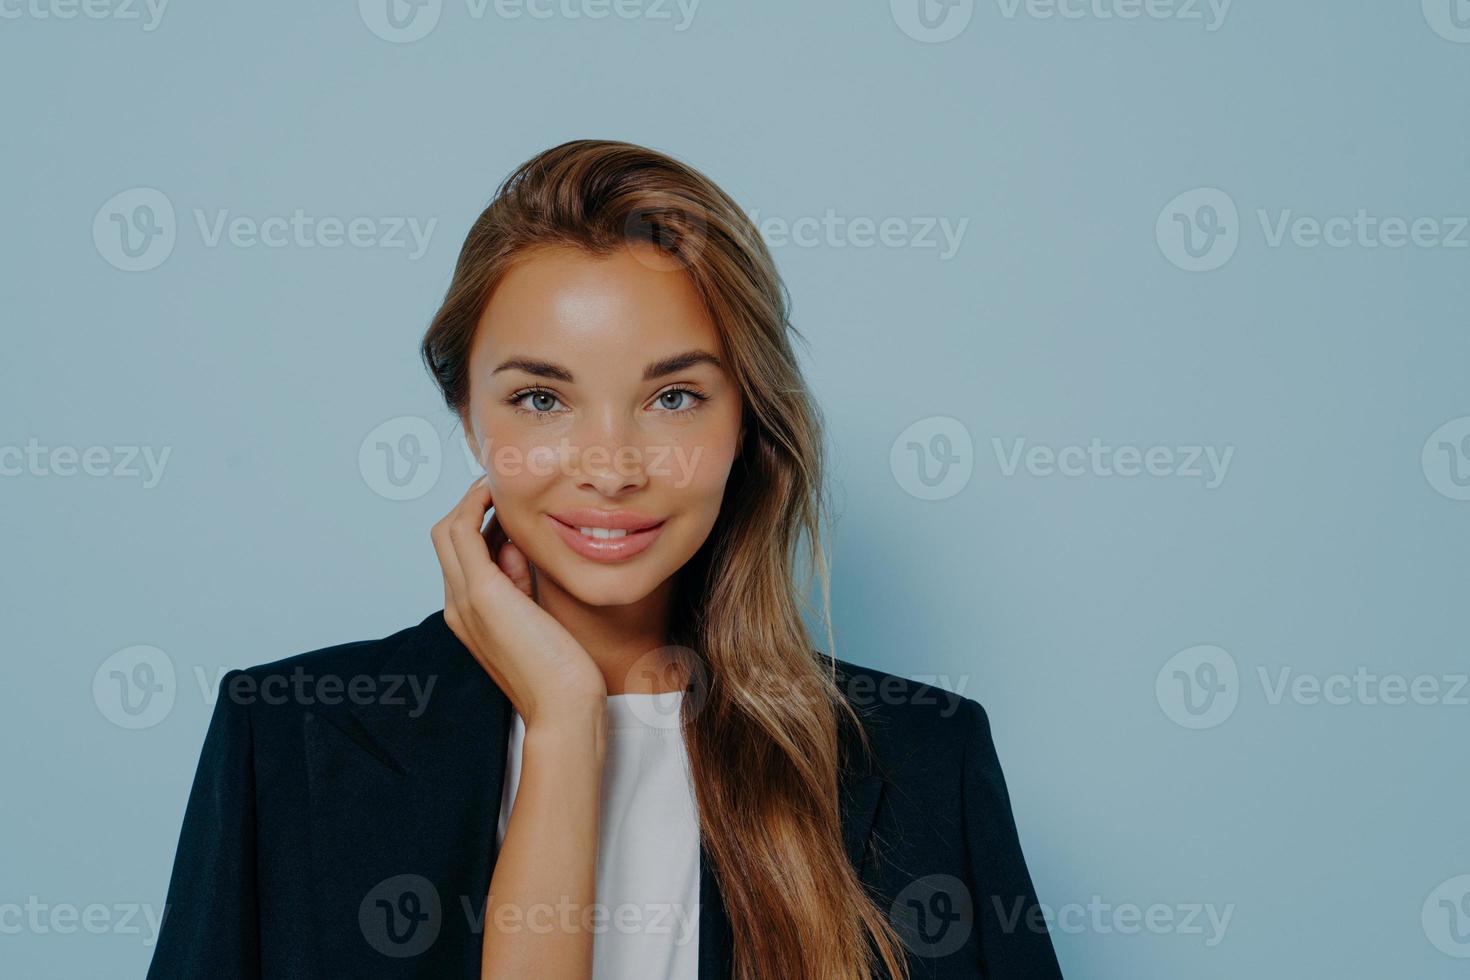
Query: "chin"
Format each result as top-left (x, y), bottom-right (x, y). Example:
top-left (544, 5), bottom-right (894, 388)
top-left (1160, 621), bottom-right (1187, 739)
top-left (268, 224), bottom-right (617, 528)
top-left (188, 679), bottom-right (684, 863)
top-left (538, 562), bottom-right (666, 608)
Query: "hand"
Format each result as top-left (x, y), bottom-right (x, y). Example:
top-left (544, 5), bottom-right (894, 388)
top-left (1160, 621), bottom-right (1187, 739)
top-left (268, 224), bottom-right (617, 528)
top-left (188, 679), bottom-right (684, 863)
top-left (431, 477), bottom-right (607, 728)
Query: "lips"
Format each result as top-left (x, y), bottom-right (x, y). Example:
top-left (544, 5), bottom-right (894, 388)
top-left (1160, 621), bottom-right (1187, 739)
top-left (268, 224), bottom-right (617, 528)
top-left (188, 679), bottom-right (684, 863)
top-left (549, 508), bottom-right (665, 532)
top-left (546, 511), bottom-right (666, 563)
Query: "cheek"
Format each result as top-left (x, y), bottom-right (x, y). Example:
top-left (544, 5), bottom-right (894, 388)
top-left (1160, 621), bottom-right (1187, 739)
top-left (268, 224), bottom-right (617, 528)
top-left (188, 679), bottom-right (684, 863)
top-left (525, 444), bottom-right (563, 475)
top-left (662, 407), bottom-right (742, 499)
top-left (657, 437), bottom-right (738, 518)
top-left (479, 433), bottom-right (559, 529)
top-left (479, 426), bottom-right (562, 491)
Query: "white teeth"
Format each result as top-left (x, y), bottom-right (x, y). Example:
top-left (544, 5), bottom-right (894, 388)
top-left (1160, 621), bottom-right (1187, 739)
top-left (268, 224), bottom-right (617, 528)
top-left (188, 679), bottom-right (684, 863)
top-left (578, 526), bottom-right (629, 539)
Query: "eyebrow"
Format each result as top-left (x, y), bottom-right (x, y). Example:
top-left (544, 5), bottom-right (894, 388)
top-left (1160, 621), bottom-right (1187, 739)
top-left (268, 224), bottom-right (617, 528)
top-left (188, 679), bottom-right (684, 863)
top-left (490, 349), bottom-right (724, 383)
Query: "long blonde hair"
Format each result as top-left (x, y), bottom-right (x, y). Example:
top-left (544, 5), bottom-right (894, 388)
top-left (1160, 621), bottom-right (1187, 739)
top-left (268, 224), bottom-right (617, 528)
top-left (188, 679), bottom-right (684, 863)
top-left (420, 140), bottom-right (909, 980)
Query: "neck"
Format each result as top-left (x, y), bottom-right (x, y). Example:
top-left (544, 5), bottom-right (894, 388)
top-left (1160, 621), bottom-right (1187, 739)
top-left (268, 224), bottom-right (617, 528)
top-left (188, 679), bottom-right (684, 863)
top-left (533, 571), bottom-right (685, 695)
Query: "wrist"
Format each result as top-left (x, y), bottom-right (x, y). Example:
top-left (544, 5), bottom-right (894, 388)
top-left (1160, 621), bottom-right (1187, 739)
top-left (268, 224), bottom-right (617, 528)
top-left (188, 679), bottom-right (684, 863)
top-left (523, 702), bottom-right (609, 759)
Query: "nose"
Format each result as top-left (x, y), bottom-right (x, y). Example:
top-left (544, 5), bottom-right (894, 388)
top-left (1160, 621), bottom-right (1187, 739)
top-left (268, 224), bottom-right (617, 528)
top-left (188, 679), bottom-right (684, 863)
top-left (574, 415), bottom-right (649, 497)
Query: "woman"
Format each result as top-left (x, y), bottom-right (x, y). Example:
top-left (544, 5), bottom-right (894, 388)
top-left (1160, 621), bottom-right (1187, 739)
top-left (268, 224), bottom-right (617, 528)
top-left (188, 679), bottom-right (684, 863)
top-left (145, 140), bottom-right (1062, 980)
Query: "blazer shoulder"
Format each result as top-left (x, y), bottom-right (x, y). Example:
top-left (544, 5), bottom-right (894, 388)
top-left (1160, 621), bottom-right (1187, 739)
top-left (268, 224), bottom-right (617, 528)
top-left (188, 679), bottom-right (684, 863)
top-left (818, 651), bottom-right (980, 748)
top-left (235, 630), bottom-right (392, 683)
top-left (234, 609), bottom-right (448, 681)
top-left (210, 610), bottom-right (457, 731)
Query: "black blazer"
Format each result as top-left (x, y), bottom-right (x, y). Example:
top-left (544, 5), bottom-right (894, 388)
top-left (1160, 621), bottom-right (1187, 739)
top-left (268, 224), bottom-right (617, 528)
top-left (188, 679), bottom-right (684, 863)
top-left (146, 609), bottom-right (1062, 979)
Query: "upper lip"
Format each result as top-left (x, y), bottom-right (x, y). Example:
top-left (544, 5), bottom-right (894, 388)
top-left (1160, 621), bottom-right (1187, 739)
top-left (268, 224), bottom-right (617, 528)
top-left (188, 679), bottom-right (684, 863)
top-left (549, 509), bottom-right (666, 532)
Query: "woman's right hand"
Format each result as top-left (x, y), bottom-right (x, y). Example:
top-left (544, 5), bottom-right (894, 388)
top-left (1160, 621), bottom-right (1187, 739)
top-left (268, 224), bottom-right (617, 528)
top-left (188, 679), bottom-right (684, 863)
top-left (431, 476), bottom-right (607, 728)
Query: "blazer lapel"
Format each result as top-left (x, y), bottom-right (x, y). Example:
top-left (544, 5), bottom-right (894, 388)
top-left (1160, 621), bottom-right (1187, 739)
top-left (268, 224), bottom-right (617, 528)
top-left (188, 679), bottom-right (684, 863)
top-left (304, 612), bottom-right (511, 977)
top-left (304, 610), bottom-right (885, 980)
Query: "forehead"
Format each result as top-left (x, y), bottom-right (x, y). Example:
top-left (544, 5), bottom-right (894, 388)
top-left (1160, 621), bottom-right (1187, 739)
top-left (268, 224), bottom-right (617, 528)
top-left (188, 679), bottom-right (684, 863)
top-left (472, 243), bottom-right (723, 368)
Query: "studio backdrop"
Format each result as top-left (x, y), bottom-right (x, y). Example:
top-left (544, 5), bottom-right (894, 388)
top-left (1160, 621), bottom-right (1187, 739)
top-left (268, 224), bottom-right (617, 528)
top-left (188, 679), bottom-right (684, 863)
top-left (2, 3), bottom-right (1468, 978)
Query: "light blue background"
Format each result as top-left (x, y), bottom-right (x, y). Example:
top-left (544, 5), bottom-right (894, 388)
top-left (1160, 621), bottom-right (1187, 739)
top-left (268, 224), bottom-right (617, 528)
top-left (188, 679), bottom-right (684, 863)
top-left (3, 2), bottom-right (1468, 977)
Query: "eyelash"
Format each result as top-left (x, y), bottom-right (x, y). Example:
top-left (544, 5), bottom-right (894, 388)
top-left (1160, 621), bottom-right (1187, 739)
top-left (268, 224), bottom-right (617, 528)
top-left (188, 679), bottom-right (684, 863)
top-left (504, 385), bottom-right (710, 420)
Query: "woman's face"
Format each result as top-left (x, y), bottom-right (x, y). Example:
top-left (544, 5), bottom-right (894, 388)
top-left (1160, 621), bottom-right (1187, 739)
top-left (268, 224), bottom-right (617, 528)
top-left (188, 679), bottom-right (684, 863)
top-left (460, 242), bottom-right (745, 610)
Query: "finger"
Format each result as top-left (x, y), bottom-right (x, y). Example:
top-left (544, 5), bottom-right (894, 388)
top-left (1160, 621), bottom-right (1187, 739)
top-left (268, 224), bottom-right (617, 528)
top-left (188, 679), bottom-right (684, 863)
top-left (496, 537), bottom-right (535, 598)
top-left (446, 477), bottom-right (516, 603)
top-left (482, 510), bottom-right (533, 598)
top-left (431, 514), bottom-right (466, 611)
top-left (434, 477), bottom-right (495, 613)
top-left (484, 509), bottom-right (509, 560)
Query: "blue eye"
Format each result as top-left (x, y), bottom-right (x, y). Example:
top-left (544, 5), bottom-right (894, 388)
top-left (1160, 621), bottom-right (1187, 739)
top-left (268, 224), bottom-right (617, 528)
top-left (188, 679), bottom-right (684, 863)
top-left (659, 390), bottom-right (691, 411)
top-left (504, 385), bottom-right (710, 419)
top-left (653, 386), bottom-right (710, 415)
top-left (507, 388), bottom-right (566, 416)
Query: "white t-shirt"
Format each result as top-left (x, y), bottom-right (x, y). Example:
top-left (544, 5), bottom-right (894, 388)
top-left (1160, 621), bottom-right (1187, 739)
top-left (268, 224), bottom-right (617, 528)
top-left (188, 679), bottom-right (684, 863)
top-left (495, 691), bottom-right (701, 979)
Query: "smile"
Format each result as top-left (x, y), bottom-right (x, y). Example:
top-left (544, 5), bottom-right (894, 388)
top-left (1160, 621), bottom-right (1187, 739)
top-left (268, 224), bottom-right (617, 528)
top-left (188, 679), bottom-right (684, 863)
top-left (546, 512), bottom-right (666, 563)
top-left (576, 526), bottom-right (632, 540)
